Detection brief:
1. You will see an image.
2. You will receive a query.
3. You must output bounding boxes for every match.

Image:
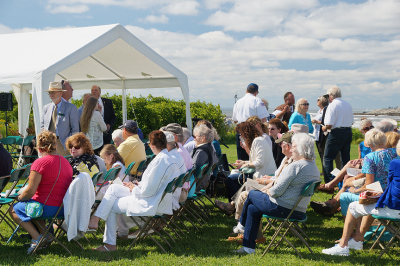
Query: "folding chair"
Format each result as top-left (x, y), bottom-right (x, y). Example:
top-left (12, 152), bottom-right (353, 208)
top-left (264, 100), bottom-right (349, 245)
top-left (129, 177), bottom-right (178, 252)
top-left (92, 166), bottom-right (122, 215)
top-left (91, 171), bottom-right (104, 185)
top-left (369, 215), bottom-right (400, 258)
top-left (121, 161), bottom-right (135, 182)
top-left (132, 160), bottom-right (147, 181)
top-left (0, 164), bottom-right (31, 241)
top-left (262, 180), bottom-right (320, 258)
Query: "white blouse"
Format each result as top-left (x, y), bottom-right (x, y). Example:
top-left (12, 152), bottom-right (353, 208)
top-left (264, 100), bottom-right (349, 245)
top-left (86, 110), bottom-right (107, 150)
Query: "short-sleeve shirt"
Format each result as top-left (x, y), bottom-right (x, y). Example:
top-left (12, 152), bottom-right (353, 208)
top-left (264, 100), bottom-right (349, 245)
top-left (118, 134), bottom-right (146, 175)
top-left (232, 93), bottom-right (269, 123)
top-left (324, 98), bottom-right (354, 128)
top-left (31, 155), bottom-right (73, 206)
top-left (362, 148), bottom-right (399, 189)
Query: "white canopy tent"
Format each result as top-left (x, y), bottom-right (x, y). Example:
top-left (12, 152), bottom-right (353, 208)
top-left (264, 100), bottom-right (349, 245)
top-left (0, 24), bottom-right (192, 137)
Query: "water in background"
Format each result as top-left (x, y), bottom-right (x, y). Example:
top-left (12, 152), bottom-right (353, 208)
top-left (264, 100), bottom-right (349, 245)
top-left (221, 107), bottom-right (400, 129)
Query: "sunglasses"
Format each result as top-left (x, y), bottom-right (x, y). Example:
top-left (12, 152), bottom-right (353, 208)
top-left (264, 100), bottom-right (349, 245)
top-left (69, 145), bottom-right (81, 150)
top-left (300, 103), bottom-right (309, 106)
top-left (362, 126), bottom-right (374, 131)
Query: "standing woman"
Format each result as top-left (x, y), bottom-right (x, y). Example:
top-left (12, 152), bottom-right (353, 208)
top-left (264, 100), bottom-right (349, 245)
top-left (288, 98), bottom-right (314, 134)
top-left (312, 95), bottom-right (329, 166)
top-left (80, 96), bottom-right (107, 155)
top-left (9, 131), bottom-right (73, 254)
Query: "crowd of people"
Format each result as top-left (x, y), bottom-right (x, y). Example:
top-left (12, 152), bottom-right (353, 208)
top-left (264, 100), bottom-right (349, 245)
top-left (0, 80), bottom-right (399, 258)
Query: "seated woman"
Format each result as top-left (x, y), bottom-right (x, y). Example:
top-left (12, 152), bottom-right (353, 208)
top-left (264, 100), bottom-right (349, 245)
top-left (322, 141), bottom-right (400, 256)
top-left (234, 133), bottom-right (320, 254)
top-left (66, 133), bottom-right (100, 179)
top-left (318, 119), bottom-right (374, 193)
top-left (225, 121), bottom-right (276, 201)
top-left (191, 124), bottom-right (218, 191)
top-left (100, 144), bottom-right (126, 181)
top-left (9, 131), bottom-right (73, 254)
top-left (87, 130), bottom-right (180, 252)
top-left (312, 129), bottom-right (399, 216)
top-left (268, 118), bottom-right (289, 167)
top-left (288, 98), bottom-right (313, 134)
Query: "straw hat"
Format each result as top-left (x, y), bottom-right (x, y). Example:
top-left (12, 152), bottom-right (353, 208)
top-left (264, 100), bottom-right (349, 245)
top-left (46, 81), bottom-right (66, 92)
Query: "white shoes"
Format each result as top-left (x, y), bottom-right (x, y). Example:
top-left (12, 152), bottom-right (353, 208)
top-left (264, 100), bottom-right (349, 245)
top-left (322, 244), bottom-right (350, 256)
top-left (233, 223), bottom-right (245, 234)
top-left (347, 238), bottom-right (363, 250)
top-left (234, 247), bottom-right (255, 255)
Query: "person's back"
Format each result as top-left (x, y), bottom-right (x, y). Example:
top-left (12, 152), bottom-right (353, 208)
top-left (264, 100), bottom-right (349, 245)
top-left (118, 134), bottom-right (146, 174)
top-left (87, 110), bottom-right (107, 150)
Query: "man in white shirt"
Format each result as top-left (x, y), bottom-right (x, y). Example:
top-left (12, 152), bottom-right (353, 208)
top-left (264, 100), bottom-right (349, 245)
top-left (232, 83), bottom-right (269, 160)
top-left (321, 86), bottom-right (354, 182)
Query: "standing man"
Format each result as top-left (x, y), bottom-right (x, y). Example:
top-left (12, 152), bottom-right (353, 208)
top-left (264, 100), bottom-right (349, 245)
top-left (232, 83), bottom-right (269, 160)
top-left (321, 86), bottom-right (353, 182)
top-left (273, 91), bottom-right (295, 124)
top-left (61, 80), bottom-right (74, 102)
top-left (117, 120), bottom-right (146, 175)
top-left (91, 85), bottom-right (116, 145)
top-left (41, 81), bottom-right (79, 155)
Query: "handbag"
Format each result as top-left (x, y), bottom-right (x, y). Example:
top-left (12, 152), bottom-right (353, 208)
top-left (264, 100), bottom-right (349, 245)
top-left (359, 191), bottom-right (382, 205)
top-left (25, 156), bottom-right (62, 218)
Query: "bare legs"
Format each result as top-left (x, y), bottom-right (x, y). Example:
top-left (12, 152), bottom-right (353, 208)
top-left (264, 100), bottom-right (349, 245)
top-left (9, 207), bottom-right (45, 241)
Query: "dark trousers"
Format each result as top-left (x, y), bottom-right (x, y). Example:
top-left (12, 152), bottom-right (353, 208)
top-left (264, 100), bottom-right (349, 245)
top-left (240, 190), bottom-right (305, 249)
top-left (323, 127), bottom-right (352, 182)
top-left (236, 133), bottom-right (249, 161)
top-left (225, 172), bottom-right (253, 201)
top-left (317, 137), bottom-right (342, 183)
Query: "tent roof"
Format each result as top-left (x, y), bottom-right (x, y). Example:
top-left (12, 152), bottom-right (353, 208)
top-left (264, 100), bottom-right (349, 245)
top-left (0, 24), bottom-right (186, 89)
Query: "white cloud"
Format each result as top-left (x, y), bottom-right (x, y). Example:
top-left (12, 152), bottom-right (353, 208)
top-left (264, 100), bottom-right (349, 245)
top-left (161, 1), bottom-right (200, 16)
top-left (203, 0), bottom-right (233, 9)
top-left (141, 14), bottom-right (169, 24)
top-left (46, 4), bottom-right (89, 14)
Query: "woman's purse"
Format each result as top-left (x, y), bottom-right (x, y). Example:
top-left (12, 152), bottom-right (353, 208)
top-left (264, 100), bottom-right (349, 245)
top-left (25, 156), bottom-right (62, 218)
top-left (359, 190), bottom-right (382, 205)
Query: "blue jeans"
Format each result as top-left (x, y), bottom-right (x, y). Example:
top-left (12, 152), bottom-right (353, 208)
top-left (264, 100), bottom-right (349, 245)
top-left (339, 192), bottom-right (360, 216)
top-left (225, 172), bottom-right (253, 201)
top-left (239, 190), bottom-right (305, 249)
top-left (323, 127), bottom-right (352, 182)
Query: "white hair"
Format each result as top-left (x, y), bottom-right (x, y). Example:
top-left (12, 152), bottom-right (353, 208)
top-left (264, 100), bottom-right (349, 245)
top-left (376, 119), bottom-right (397, 133)
top-left (327, 86), bottom-right (342, 98)
top-left (182, 127), bottom-right (192, 143)
top-left (295, 98), bottom-right (308, 112)
top-left (359, 119), bottom-right (373, 130)
top-left (364, 128), bottom-right (387, 148)
top-left (193, 124), bottom-right (213, 143)
top-left (292, 133), bottom-right (315, 160)
top-left (111, 129), bottom-right (123, 141)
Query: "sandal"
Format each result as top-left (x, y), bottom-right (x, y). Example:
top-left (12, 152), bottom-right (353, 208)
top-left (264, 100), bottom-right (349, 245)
top-left (317, 184), bottom-right (334, 194)
top-left (215, 200), bottom-right (235, 215)
top-left (93, 245), bottom-right (115, 252)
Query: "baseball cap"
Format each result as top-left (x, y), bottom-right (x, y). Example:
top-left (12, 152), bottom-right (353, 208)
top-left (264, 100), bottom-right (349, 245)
top-left (118, 120), bottom-right (138, 131)
top-left (275, 131), bottom-right (294, 144)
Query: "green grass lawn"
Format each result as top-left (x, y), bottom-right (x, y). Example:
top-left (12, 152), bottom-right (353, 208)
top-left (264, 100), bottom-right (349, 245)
top-left (0, 143), bottom-right (399, 265)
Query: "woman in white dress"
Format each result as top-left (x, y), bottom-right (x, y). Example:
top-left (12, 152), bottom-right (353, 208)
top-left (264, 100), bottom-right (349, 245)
top-left (88, 130), bottom-right (180, 252)
top-left (80, 96), bottom-right (107, 155)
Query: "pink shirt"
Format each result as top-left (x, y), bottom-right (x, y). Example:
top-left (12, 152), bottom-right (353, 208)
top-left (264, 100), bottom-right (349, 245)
top-left (31, 155), bottom-right (73, 206)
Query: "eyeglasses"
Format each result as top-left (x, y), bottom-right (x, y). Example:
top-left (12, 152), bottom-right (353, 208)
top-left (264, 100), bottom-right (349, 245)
top-left (300, 103), bottom-right (309, 106)
top-left (69, 145), bottom-right (81, 150)
top-left (268, 128), bottom-right (276, 131)
top-left (362, 126), bottom-right (374, 131)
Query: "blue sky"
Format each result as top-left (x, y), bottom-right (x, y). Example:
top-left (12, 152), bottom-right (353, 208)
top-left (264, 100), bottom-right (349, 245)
top-left (0, 0), bottom-right (399, 111)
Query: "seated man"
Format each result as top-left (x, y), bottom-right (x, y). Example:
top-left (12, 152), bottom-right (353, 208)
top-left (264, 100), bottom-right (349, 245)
top-left (117, 120), bottom-right (146, 176)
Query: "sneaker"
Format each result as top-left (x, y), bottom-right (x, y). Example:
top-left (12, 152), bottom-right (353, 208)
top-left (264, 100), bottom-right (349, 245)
top-left (322, 244), bottom-right (349, 256)
top-left (27, 236), bottom-right (42, 255)
top-left (348, 238), bottom-right (363, 250)
top-left (233, 247), bottom-right (255, 255)
top-left (233, 224), bottom-right (244, 234)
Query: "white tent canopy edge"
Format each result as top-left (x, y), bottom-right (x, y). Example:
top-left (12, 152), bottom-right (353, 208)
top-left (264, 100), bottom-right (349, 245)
top-left (0, 24), bottom-right (191, 137)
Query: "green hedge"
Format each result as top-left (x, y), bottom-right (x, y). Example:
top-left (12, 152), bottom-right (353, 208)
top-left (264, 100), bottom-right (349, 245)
top-left (72, 94), bottom-right (228, 139)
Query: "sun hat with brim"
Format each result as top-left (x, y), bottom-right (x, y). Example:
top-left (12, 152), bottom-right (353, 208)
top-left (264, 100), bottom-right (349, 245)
top-left (45, 81), bottom-right (66, 92)
top-left (275, 131), bottom-right (294, 144)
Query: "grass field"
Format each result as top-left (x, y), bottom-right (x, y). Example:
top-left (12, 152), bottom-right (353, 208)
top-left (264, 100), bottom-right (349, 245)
top-left (0, 143), bottom-right (399, 265)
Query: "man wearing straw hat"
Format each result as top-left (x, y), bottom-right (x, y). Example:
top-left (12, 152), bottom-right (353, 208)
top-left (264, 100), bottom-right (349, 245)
top-left (41, 81), bottom-right (79, 155)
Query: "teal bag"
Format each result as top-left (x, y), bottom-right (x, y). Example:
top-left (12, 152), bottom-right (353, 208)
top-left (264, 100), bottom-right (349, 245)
top-left (25, 201), bottom-right (44, 218)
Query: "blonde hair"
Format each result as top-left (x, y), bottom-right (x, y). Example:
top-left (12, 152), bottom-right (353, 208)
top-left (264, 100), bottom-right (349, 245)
top-left (80, 96), bottom-right (98, 133)
top-left (37, 130), bottom-right (56, 153)
top-left (100, 144), bottom-right (125, 169)
top-left (295, 98), bottom-right (308, 113)
top-left (385, 132), bottom-right (400, 148)
top-left (364, 128), bottom-right (387, 149)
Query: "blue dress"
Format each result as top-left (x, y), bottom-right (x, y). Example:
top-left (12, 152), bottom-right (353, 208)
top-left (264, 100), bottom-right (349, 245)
top-left (359, 141), bottom-right (371, 159)
top-left (288, 112), bottom-right (314, 133)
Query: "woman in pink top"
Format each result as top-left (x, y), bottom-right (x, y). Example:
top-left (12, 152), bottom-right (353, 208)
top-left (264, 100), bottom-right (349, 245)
top-left (10, 131), bottom-right (73, 254)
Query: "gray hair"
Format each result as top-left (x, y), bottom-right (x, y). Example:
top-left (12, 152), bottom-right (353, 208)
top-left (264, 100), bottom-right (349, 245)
top-left (364, 128), bottom-right (387, 148)
top-left (112, 129), bottom-right (123, 142)
top-left (359, 118), bottom-right (373, 131)
top-left (317, 96), bottom-right (329, 107)
top-left (182, 127), bottom-right (192, 143)
top-left (295, 98), bottom-right (308, 112)
top-left (212, 128), bottom-right (220, 141)
top-left (193, 124), bottom-right (213, 143)
top-left (376, 119), bottom-right (397, 133)
top-left (327, 86), bottom-right (342, 98)
top-left (292, 133), bottom-right (315, 160)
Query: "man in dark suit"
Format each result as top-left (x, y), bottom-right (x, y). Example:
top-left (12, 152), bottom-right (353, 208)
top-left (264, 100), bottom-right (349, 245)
top-left (91, 85), bottom-right (116, 144)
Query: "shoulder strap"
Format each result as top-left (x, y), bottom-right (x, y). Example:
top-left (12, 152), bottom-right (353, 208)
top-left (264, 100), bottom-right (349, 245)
top-left (43, 156), bottom-right (62, 206)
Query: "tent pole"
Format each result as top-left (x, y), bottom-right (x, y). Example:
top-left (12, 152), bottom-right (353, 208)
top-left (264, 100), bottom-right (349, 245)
top-left (122, 79), bottom-right (127, 123)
